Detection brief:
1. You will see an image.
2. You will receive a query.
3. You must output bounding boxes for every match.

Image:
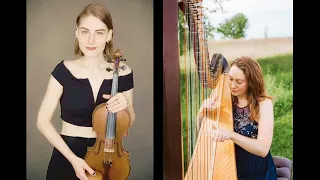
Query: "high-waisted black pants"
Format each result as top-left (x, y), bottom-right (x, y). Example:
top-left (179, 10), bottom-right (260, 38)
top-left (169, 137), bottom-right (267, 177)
top-left (46, 135), bottom-right (96, 180)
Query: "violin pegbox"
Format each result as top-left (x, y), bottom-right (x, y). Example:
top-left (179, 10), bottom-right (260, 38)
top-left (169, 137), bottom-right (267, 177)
top-left (106, 49), bottom-right (127, 72)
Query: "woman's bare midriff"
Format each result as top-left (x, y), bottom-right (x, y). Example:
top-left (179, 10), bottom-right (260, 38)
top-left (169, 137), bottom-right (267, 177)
top-left (60, 121), bottom-right (97, 138)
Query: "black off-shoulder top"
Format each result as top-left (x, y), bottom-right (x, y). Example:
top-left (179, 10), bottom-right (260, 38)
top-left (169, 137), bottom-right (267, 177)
top-left (51, 60), bottom-right (134, 127)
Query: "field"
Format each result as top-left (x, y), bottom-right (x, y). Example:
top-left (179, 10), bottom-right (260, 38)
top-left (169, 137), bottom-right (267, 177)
top-left (179, 37), bottom-right (293, 172)
top-left (207, 37), bottom-right (293, 61)
top-left (254, 53), bottom-right (293, 160)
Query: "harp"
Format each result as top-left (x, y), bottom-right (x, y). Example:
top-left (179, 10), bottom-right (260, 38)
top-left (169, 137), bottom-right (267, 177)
top-left (163, 0), bottom-right (238, 179)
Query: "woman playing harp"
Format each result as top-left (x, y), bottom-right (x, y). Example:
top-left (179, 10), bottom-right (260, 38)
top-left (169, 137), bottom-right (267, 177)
top-left (197, 56), bottom-right (278, 179)
top-left (164, 0), bottom-right (277, 179)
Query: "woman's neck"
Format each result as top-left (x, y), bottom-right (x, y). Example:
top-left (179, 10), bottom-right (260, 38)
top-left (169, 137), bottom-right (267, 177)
top-left (236, 95), bottom-right (248, 107)
top-left (80, 54), bottom-right (107, 71)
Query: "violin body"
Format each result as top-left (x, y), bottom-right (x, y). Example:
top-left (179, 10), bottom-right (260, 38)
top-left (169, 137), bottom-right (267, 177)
top-left (85, 103), bottom-right (131, 180)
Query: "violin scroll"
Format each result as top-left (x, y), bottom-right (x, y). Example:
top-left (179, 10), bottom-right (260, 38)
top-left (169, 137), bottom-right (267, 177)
top-left (107, 49), bottom-right (127, 63)
top-left (114, 49), bottom-right (122, 59)
top-left (106, 49), bottom-right (127, 72)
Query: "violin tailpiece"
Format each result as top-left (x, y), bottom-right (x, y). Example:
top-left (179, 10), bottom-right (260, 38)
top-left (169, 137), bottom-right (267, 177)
top-left (103, 162), bottom-right (112, 180)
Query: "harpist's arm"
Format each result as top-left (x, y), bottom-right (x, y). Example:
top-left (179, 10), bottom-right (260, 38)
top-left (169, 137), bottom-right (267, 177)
top-left (230, 99), bottom-right (274, 157)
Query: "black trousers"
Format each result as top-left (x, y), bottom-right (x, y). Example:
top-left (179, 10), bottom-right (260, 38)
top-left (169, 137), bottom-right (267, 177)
top-left (46, 135), bottom-right (96, 180)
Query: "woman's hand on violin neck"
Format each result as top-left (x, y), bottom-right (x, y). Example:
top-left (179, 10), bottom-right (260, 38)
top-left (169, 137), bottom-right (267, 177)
top-left (70, 156), bottom-right (96, 180)
top-left (103, 93), bottom-right (128, 113)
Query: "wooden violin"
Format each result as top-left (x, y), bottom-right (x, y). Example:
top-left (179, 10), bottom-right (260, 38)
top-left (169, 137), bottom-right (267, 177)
top-left (85, 49), bottom-right (131, 180)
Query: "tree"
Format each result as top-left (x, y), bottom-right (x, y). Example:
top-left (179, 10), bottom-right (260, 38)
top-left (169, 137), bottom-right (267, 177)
top-left (203, 0), bottom-right (231, 39)
top-left (178, 0), bottom-right (230, 55)
top-left (216, 12), bottom-right (249, 39)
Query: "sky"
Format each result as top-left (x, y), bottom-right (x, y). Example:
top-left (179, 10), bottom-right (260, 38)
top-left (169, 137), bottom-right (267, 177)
top-left (202, 0), bottom-right (293, 40)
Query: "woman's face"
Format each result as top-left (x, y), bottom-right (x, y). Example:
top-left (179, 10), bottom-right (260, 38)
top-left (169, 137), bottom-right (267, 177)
top-left (228, 65), bottom-right (249, 97)
top-left (76, 15), bottom-right (112, 58)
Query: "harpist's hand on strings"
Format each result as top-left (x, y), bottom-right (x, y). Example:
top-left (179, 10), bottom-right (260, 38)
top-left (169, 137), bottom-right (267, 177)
top-left (212, 124), bottom-right (233, 142)
top-left (103, 93), bottom-right (128, 113)
top-left (199, 96), bottom-right (217, 112)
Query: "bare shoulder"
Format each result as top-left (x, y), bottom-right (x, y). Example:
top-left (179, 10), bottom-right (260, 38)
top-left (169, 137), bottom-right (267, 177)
top-left (118, 61), bottom-right (132, 76)
top-left (62, 59), bottom-right (79, 69)
top-left (256, 98), bottom-right (274, 125)
top-left (259, 98), bottom-right (273, 110)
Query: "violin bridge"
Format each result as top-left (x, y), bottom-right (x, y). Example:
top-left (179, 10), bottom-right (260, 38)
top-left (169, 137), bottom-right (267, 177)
top-left (104, 148), bottom-right (115, 153)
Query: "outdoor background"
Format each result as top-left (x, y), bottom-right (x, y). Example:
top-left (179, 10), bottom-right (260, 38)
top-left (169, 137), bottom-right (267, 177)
top-left (179, 0), bottom-right (293, 174)
top-left (205, 0), bottom-right (293, 161)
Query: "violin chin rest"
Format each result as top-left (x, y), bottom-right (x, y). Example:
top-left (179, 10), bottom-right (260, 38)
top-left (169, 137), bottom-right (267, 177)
top-left (86, 171), bottom-right (103, 180)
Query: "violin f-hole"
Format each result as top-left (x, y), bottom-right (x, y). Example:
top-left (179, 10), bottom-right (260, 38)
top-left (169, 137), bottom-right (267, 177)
top-left (116, 142), bottom-right (123, 158)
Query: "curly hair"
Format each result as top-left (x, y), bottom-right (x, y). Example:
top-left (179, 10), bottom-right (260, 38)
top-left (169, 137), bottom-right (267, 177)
top-left (230, 56), bottom-right (272, 122)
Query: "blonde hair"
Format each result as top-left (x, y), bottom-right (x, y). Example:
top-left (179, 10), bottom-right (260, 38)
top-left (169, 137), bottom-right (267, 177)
top-left (74, 4), bottom-right (115, 60)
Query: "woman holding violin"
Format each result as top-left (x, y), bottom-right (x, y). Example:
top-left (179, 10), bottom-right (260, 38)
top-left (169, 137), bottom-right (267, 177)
top-left (36, 4), bottom-right (135, 180)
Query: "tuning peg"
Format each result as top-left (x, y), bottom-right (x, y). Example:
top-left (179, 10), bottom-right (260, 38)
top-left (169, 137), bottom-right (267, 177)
top-left (106, 67), bottom-right (113, 72)
top-left (120, 65), bottom-right (127, 71)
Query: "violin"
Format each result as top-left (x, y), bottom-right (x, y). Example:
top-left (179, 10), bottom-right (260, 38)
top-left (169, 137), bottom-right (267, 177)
top-left (85, 49), bottom-right (131, 180)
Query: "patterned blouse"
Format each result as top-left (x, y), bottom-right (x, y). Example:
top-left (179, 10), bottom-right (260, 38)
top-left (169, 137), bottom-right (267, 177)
top-left (233, 104), bottom-right (258, 139)
top-left (232, 103), bottom-right (277, 179)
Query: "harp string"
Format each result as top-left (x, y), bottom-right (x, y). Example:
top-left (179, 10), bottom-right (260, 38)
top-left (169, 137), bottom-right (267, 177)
top-left (179, 1), bottom-right (226, 179)
top-left (179, 1), bottom-right (200, 176)
top-left (179, 4), bottom-right (193, 174)
top-left (187, 2), bottom-right (231, 180)
top-left (163, 0), bottom-right (238, 179)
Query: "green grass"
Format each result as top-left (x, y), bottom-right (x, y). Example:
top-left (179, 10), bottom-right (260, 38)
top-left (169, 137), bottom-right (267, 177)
top-left (179, 53), bottom-right (293, 173)
top-left (258, 53), bottom-right (293, 160)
